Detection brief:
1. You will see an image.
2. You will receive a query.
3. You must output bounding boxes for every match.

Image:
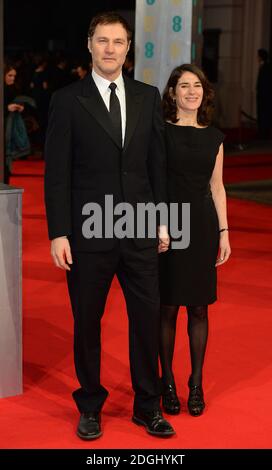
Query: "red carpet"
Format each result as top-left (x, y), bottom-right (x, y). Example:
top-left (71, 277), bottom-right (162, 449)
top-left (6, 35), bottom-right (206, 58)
top-left (224, 153), bottom-right (272, 183)
top-left (0, 159), bottom-right (272, 449)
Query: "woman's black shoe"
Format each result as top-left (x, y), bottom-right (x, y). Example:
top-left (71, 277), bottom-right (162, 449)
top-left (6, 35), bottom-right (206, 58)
top-left (187, 379), bottom-right (205, 417)
top-left (162, 384), bottom-right (181, 415)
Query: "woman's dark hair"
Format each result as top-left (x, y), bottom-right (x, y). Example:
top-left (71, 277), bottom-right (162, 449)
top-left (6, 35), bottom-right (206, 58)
top-left (162, 64), bottom-right (215, 126)
top-left (88, 11), bottom-right (132, 42)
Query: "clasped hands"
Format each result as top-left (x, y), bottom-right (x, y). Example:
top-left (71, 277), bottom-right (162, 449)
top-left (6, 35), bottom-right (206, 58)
top-left (8, 103), bottom-right (24, 113)
top-left (158, 225), bottom-right (170, 253)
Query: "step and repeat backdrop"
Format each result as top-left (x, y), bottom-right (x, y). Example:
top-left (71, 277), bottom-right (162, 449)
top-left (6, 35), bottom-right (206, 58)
top-left (135, 0), bottom-right (203, 92)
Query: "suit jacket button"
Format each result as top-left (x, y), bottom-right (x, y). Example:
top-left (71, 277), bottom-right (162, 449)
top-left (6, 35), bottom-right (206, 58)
top-left (123, 171), bottom-right (127, 175)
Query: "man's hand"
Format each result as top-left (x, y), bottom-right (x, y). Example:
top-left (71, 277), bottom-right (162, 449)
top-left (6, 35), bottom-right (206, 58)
top-left (51, 236), bottom-right (73, 271)
top-left (158, 225), bottom-right (170, 253)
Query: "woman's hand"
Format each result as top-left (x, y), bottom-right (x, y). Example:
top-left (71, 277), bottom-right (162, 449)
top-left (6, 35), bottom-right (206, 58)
top-left (8, 103), bottom-right (24, 112)
top-left (216, 231), bottom-right (231, 266)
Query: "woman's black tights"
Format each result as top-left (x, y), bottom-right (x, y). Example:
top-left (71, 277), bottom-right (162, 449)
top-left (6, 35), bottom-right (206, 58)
top-left (160, 304), bottom-right (208, 386)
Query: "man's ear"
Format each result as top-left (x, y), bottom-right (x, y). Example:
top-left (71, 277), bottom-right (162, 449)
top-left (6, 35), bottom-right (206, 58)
top-left (127, 40), bottom-right (131, 54)
top-left (87, 38), bottom-right (92, 54)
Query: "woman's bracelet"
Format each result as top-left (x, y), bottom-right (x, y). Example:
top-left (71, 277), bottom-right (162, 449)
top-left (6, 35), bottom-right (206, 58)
top-left (219, 228), bottom-right (229, 233)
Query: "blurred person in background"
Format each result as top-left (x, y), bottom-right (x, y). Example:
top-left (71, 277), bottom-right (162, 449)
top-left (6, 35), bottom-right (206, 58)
top-left (123, 50), bottom-right (134, 79)
top-left (4, 63), bottom-right (25, 183)
top-left (75, 62), bottom-right (90, 80)
top-left (256, 48), bottom-right (272, 139)
top-left (30, 54), bottom-right (50, 147)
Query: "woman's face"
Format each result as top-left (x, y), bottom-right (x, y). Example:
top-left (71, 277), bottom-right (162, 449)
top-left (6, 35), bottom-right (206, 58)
top-left (5, 69), bottom-right (17, 86)
top-left (173, 71), bottom-right (203, 113)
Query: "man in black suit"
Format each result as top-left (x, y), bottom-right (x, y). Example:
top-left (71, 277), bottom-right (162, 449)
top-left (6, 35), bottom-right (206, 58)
top-left (44, 12), bottom-right (174, 439)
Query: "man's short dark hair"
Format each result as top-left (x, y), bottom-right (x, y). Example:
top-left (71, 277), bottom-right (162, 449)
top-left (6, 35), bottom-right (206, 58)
top-left (88, 11), bottom-right (132, 42)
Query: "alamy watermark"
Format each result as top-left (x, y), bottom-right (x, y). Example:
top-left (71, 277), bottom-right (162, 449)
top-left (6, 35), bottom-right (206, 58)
top-left (82, 195), bottom-right (190, 249)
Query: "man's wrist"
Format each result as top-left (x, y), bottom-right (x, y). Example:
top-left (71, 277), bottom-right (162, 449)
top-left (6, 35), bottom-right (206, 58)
top-left (158, 225), bottom-right (169, 237)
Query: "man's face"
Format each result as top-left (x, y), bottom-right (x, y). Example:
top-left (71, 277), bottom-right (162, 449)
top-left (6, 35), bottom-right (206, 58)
top-left (88, 22), bottom-right (130, 79)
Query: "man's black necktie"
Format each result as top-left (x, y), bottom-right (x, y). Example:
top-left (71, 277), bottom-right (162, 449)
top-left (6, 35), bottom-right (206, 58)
top-left (109, 82), bottom-right (122, 147)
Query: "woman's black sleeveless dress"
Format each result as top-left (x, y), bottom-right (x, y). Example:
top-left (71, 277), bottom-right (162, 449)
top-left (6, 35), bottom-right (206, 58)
top-left (159, 123), bottom-right (225, 306)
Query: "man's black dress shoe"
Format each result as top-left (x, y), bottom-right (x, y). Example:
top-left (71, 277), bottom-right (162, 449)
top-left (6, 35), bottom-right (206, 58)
top-left (132, 409), bottom-right (175, 437)
top-left (77, 411), bottom-right (102, 440)
top-left (162, 384), bottom-right (181, 415)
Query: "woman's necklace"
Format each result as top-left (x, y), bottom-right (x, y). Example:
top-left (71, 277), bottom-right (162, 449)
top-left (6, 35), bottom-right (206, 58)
top-left (177, 117), bottom-right (198, 127)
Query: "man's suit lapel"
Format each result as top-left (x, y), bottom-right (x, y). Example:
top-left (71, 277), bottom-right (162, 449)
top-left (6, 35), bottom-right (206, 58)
top-left (76, 74), bottom-right (144, 152)
top-left (76, 74), bottom-right (122, 149)
top-left (123, 76), bottom-right (144, 153)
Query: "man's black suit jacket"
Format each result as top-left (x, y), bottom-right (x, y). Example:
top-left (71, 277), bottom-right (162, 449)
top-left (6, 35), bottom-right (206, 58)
top-left (44, 73), bottom-right (167, 251)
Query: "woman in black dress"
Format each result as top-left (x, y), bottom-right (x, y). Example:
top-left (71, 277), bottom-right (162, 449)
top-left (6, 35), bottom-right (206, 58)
top-left (159, 64), bottom-right (231, 416)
